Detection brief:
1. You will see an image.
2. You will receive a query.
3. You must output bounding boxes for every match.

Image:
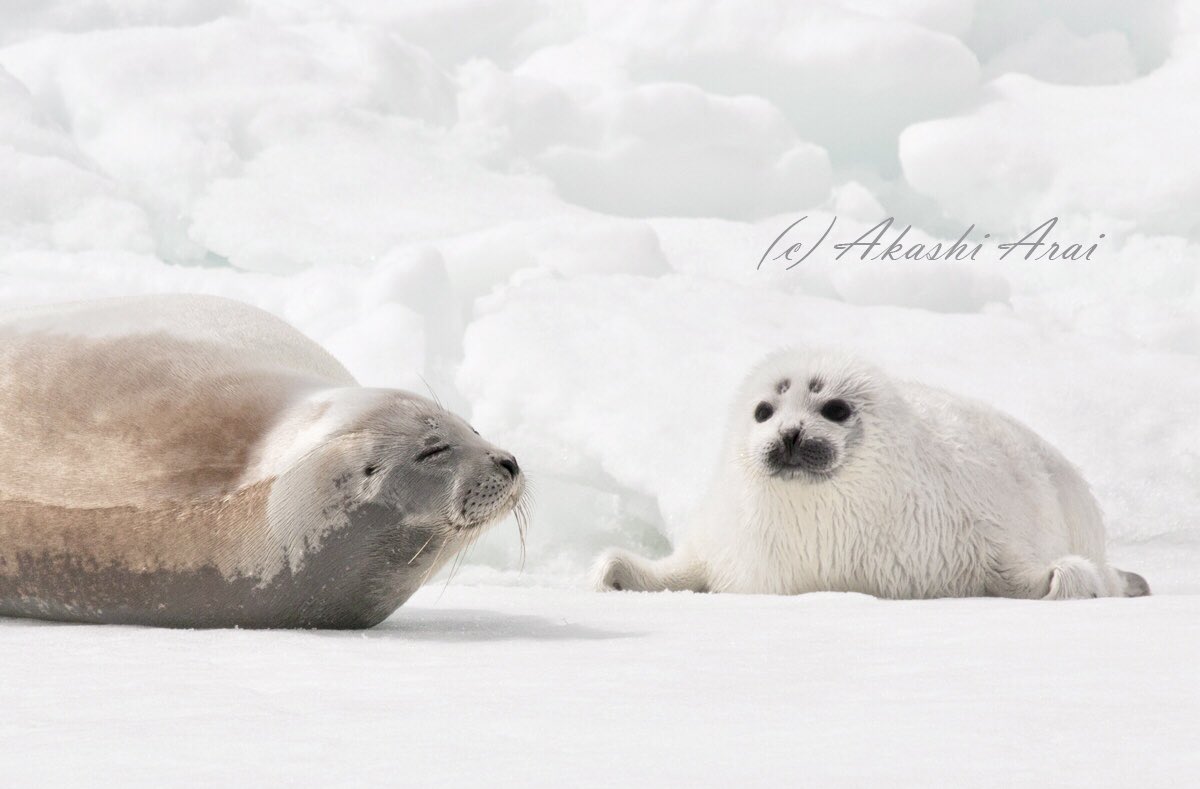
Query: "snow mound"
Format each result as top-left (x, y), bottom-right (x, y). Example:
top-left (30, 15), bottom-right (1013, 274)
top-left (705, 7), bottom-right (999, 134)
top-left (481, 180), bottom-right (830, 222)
top-left (902, 5), bottom-right (1200, 238)
top-left (574, 0), bottom-right (982, 169)
top-left (534, 83), bottom-right (831, 218)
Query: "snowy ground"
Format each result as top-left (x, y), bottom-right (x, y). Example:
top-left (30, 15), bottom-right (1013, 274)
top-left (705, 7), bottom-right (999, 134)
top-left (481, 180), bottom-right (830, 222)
top-left (3, 581), bottom-right (1197, 787)
top-left (1, 0), bottom-right (1198, 785)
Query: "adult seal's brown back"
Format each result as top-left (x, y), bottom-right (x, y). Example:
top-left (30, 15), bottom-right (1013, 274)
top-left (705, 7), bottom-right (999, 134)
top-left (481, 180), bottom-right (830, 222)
top-left (0, 294), bottom-right (526, 628)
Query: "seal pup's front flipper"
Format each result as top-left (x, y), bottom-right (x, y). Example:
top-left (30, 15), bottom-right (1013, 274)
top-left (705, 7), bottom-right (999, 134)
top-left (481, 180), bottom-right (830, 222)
top-left (592, 548), bottom-right (709, 593)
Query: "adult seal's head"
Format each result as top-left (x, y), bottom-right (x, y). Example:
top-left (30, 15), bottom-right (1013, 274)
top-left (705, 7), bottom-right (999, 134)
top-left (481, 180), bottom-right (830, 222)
top-left (0, 294), bottom-right (527, 629)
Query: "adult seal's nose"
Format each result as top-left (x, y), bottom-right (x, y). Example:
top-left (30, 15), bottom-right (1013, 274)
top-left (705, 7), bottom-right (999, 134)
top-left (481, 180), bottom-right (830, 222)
top-left (493, 453), bottom-right (520, 478)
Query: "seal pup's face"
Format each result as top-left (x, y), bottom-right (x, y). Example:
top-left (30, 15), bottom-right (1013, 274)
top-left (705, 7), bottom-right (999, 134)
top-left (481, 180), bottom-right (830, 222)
top-left (735, 350), bottom-right (884, 482)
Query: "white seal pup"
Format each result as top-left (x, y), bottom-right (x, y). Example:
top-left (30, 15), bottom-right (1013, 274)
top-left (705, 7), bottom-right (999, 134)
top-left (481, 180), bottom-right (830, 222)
top-left (0, 294), bottom-right (527, 628)
top-left (594, 349), bottom-right (1148, 600)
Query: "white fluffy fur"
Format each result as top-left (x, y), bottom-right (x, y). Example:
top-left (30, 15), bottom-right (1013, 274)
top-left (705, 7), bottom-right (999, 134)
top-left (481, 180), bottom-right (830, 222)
top-left (593, 349), bottom-right (1148, 600)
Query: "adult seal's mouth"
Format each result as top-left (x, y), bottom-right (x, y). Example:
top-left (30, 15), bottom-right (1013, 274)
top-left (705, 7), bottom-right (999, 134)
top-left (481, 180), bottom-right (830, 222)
top-left (459, 450), bottom-right (525, 526)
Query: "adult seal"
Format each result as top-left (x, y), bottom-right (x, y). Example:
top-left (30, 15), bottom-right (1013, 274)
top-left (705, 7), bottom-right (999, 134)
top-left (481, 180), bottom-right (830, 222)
top-left (0, 294), bottom-right (526, 628)
top-left (594, 348), bottom-right (1149, 600)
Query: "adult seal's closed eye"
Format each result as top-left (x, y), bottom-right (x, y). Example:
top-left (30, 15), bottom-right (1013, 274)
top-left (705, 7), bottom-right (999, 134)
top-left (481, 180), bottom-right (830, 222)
top-left (593, 348), bottom-right (1149, 600)
top-left (0, 294), bottom-right (527, 629)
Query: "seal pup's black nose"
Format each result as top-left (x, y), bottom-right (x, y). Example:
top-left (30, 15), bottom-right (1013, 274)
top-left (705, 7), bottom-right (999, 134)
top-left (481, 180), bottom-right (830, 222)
top-left (780, 428), bottom-right (802, 457)
top-left (494, 453), bottom-right (519, 478)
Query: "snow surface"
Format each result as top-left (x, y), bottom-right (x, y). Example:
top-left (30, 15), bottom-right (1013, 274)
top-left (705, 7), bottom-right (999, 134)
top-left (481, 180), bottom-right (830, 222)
top-left (3, 584), bottom-right (1197, 787)
top-left (0, 1), bottom-right (1197, 784)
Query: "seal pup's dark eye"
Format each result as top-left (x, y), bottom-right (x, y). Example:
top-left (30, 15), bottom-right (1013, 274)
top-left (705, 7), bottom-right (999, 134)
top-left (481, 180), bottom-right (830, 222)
top-left (820, 399), bottom-right (852, 423)
top-left (754, 402), bottom-right (774, 422)
top-left (363, 465), bottom-right (378, 476)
